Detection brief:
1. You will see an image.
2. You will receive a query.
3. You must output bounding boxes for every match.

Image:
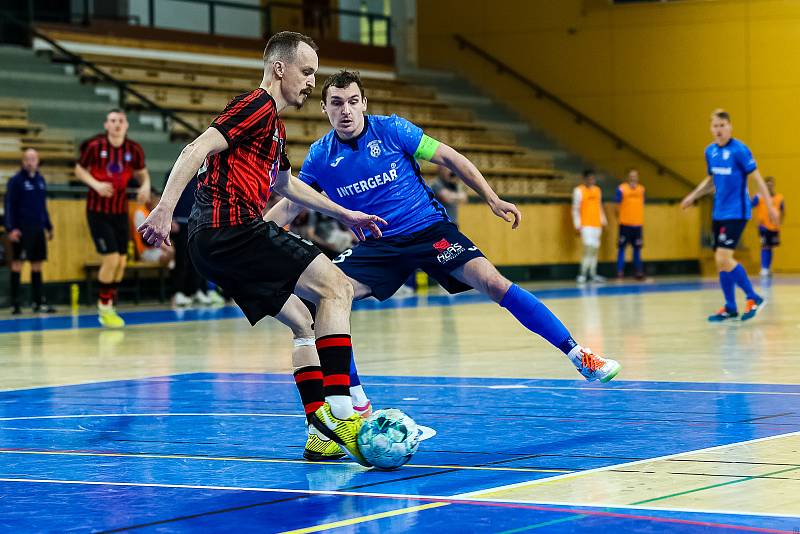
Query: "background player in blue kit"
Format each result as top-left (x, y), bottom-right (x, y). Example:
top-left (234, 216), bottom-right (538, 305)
top-left (266, 71), bottom-right (622, 459)
top-left (681, 109), bottom-right (779, 321)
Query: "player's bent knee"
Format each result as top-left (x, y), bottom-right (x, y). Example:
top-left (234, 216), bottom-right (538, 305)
top-left (486, 275), bottom-right (512, 302)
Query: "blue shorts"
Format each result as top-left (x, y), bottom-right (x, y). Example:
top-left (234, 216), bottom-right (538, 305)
top-left (712, 219), bottom-right (748, 250)
top-left (618, 225), bottom-right (643, 248)
top-left (759, 226), bottom-right (780, 248)
top-left (332, 221), bottom-right (485, 301)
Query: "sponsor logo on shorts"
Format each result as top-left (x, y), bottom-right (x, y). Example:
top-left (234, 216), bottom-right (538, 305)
top-left (434, 239), bottom-right (465, 264)
top-left (432, 238), bottom-right (450, 252)
top-left (718, 226), bottom-right (734, 246)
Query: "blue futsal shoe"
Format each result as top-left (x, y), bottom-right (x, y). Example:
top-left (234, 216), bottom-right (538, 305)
top-left (741, 296), bottom-right (765, 322)
top-left (708, 306), bottom-right (738, 322)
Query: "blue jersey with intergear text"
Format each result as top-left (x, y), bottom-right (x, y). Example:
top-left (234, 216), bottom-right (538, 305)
top-left (704, 138), bottom-right (757, 221)
top-left (298, 114), bottom-right (448, 237)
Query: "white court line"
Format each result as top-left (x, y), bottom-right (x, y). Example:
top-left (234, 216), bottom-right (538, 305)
top-left (182, 379), bottom-right (800, 397)
top-left (0, 413), bottom-right (304, 422)
top-left (0, 373), bottom-right (187, 394)
top-left (455, 429), bottom-right (800, 498)
top-left (0, 477), bottom-right (797, 520)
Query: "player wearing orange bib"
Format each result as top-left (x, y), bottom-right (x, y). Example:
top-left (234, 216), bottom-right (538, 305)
top-left (615, 168), bottom-right (645, 280)
top-left (752, 176), bottom-right (784, 277)
top-left (572, 170), bottom-right (607, 283)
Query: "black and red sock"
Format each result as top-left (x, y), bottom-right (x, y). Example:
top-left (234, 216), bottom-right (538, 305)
top-left (293, 365), bottom-right (324, 423)
top-left (98, 282), bottom-right (113, 306)
top-left (316, 334), bottom-right (352, 399)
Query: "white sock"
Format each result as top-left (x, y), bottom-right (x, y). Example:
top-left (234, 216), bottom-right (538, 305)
top-left (350, 385), bottom-right (368, 407)
top-left (589, 247), bottom-right (599, 277)
top-left (327, 396), bottom-right (354, 419)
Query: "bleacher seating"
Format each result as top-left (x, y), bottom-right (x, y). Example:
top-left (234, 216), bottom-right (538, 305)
top-left (22, 19), bottom-right (582, 199)
top-left (66, 49), bottom-right (571, 199)
top-left (0, 100), bottom-right (75, 183)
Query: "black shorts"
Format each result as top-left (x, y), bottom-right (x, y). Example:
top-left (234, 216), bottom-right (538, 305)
top-left (759, 226), bottom-right (780, 248)
top-left (188, 220), bottom-right (322, 325)
top-left (87, 211), bottom-right (129, 255)
top-left (712, 219), bottom-right (748, 250)
top-left (618, 225), bottom-right (643, 248)
top-left (332, 221), bottom-right (485, 301)
top-left (11, 226), bottom-right (47, 262)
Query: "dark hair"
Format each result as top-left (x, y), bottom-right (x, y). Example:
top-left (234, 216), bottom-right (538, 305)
top-left (582, 169), bottom-right (595, 178)
top-left (263, 31), bottom-right (318, 63)
top-left (322, 70), bottom-right (365, 103)
top-left (107, 108), bottom-right (125, 116)
top-left (711, 108), bottom-right (731, 122)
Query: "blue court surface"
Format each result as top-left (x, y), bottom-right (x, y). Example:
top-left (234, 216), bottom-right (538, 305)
top-left (1, 372), bottom-right (799, 532)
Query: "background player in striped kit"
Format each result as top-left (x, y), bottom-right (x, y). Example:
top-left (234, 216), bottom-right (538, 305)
top-left (681, 109), bottom-right (778, 321)
top-left (752, 176), bottom-right (784, 277)
top-left (75, 109), bottom-right (151, 328)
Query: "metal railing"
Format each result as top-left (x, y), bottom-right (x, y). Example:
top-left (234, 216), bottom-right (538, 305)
top-left (453, 34), bottom-right (694, 190)
top-left (65, 0), bottom-right (392, 46)
top-left (28, 23), bottom-right (202, 138)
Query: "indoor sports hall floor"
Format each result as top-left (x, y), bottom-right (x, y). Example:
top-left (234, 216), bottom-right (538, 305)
top-left (1, 277), bottom-right (798, 533)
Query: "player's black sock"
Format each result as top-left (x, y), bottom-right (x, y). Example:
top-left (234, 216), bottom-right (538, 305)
top-left (316, 334), bottom-right (353, 419)
top-left (10, 271), bottom-right (20, 308)
top-left (293, 365), bottom-right (324, 423)
top-left (31, 271), bottom-right (43, 305)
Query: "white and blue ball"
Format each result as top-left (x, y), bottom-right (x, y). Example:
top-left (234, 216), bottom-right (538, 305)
top-left (357, 409), bottom-right (420, 470)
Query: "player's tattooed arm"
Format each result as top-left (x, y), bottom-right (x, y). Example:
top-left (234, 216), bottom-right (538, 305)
top-left (680, 176), bottom-right (714, 209)
top-left (140, 127), bottom-right (228, 248)
top-left (425, 140), bottom-right (522, 229)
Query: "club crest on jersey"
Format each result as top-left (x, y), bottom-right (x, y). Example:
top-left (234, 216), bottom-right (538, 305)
top-left (100, 150), bottom-right (108, 158)
top-left (722, 149), bottom-right (730, 160)
top-left (367, 140), bottom-right (382, 158)
top-left (124, 152), bottom-right (132, 162)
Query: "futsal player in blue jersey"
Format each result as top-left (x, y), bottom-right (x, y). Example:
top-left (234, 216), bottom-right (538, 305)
top-left (266, 71), bottom-right (622, 459)
top-left (681, 109), bottom-right (778, 321)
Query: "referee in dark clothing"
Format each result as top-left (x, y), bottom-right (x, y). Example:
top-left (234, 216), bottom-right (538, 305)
top-left (4, 148), bottom-right (55, 314)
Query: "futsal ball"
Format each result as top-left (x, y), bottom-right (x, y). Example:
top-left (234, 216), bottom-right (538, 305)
top-left (357, 408), bottom-right (420, 470)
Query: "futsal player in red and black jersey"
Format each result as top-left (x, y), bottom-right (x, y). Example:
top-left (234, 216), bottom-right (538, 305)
top-left (75, 109), bottom-right (151, 328)
top-left (137, 31), bottom-right (385, 467)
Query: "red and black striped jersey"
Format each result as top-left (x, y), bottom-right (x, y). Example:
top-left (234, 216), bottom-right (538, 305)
top-left (191, 88), bottom-right (290, 233)
top-left (78, 135), bottom-right (146, 214)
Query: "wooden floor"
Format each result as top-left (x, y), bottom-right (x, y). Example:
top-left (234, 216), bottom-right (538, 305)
top-left (0, 276), bottom-right (798, 532)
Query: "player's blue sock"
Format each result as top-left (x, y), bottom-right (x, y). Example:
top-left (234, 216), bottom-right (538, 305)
top-left (761, 249), bottom-right (772, 270)
top-left (349, 352), bottom-right (360, 387)
top-left (500, 284), bottom-right (576, 355)
top-left (349, 350), bottom-right (369, 408)
top-left (616, 246), bottom-right (626, 274)
top-left (732, 264), bottom-right (759, 300)
top-left (633, 247), bottom-right (643, 273)
top-left (719, 270), bottom-right (737, 312)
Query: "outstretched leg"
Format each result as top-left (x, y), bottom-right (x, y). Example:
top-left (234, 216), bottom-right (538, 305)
top-left (452, 257), bottom-right (621, 383)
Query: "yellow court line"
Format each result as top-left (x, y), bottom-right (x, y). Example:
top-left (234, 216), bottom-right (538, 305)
top-left (278, 503), bottom-right (449, 534)
top-left (0, 449), bottom-right (570, 473)
top-left (279, 430), bottom-right (800, 532)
